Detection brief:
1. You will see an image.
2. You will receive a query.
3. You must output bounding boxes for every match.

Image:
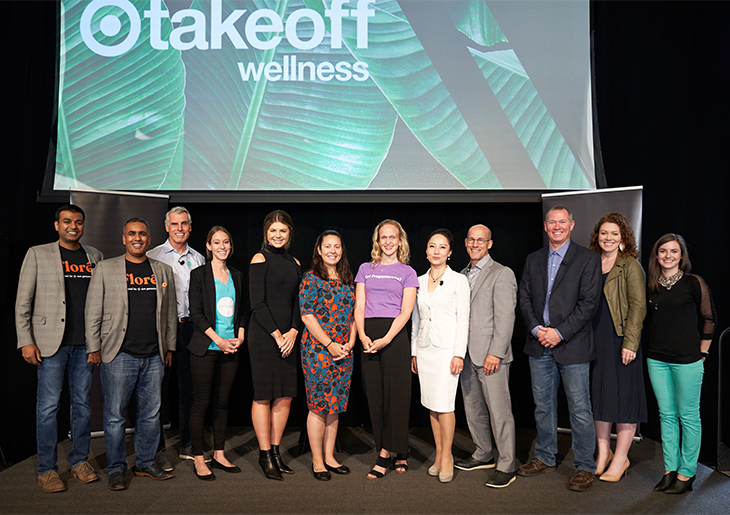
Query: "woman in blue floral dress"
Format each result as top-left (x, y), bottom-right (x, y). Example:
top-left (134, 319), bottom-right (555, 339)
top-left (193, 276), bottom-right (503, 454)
top-left (299, 230), bottom-right (356, 481)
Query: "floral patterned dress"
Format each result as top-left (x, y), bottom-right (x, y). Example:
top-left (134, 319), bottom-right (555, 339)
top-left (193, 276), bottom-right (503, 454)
top-left (299, 271), bottom-right (354, 414)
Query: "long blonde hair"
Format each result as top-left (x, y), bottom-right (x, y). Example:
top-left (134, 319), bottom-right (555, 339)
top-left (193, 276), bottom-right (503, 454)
top-left (370, 219), bottom-right (411, 265)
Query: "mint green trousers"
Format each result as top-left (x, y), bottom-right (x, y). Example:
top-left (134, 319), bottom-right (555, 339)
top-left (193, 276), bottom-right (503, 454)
top-left (647, 358), bottom-right (704, 477)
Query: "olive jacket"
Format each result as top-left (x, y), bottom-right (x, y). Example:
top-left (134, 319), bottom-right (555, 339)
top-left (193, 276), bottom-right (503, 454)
top-left (603, 255), bottom-right (646, 351)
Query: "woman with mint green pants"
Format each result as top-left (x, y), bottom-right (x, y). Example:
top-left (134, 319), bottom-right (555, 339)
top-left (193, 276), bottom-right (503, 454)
top-left (646, 359), bottom-right (703, 477)
top-left (645, 233), bottom-right (716, 494)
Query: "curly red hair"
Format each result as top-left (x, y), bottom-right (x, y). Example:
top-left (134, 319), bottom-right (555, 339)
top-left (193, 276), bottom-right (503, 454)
top-left (589, 212), bottom-right (639, 258)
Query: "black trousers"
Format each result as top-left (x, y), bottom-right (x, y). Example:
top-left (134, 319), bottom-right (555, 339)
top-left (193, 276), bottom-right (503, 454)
top-left (158, 320), bottom-right (195, 453)
top-left (190, 350), bottom-right (239, 456)
top-left (361, 318), bottom-right (411, 455)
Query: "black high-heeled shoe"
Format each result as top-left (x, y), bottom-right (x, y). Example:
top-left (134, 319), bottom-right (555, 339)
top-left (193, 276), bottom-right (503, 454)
top-left (664, 475), bottom-right (695, 494)
top-left (271, 445), bottom-right (294, 474)
top-left (653, 471), bottom-right (677, 491)
top-left (259, 449), bottom-right (282, 480)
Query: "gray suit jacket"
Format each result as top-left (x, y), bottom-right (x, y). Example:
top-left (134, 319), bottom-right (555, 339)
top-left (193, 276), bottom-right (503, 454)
top-left (461, 256), bottom-right (517, 366)
top-left (85, 255), bottom-right (177, 363)
top-left (15, 242), bottom-right (103, 357)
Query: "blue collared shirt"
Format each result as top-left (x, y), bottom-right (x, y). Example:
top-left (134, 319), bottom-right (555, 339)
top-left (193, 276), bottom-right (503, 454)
top-left (147, 239), bottom-right (205, 319)
top-left (531, 239), bottom-right (570, 340)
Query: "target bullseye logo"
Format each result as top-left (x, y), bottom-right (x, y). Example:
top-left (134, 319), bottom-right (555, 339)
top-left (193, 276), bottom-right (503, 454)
top-left (80, 0), bottom-right (141, 57)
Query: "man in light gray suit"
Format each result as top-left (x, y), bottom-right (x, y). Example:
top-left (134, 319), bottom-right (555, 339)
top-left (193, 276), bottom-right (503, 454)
top-left (455, 224), bottom-right (518, 488)
top-left (85, 218), bottom-right (177, 491)
top-left (16, 204), bottom-right (103, 493)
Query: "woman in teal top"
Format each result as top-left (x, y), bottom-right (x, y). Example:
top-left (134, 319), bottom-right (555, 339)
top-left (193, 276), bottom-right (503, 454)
top-left (188, 227), bottom-right (246, 480)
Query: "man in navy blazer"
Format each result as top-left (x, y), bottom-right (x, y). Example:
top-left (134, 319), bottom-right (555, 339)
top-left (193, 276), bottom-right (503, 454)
top-left (517, 206), bottom-right (602, 491)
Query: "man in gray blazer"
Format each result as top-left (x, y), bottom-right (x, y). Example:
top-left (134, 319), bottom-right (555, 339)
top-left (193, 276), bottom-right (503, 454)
top-left (517, 206), bottom-right (602, 491)
top-left (455, 225), bottom-right (518, 488)
top-left (15, 204), bottom-right (103, 493)
top-left (85, 218), bottom-right (177, 491)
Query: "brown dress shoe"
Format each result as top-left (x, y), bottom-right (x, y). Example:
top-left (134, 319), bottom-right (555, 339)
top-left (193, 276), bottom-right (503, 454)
top-left (568, 470), bottom-right (595, 491)
top-left (38, 471), bottom-right (66, 493)
top-left (71, 462), bottom-right (100, 483)
top-left (517, 458), bottom-right (556, 477)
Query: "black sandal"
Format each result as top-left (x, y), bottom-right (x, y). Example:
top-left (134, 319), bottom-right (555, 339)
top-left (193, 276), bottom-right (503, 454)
top-left (394, 452), bottom-right (409, 473)
top-left (367, 456), bottom-right (391, 479)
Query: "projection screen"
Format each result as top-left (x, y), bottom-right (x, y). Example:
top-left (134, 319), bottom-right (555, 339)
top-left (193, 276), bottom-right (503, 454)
top-left (47, 0), bottom-right (596, 196)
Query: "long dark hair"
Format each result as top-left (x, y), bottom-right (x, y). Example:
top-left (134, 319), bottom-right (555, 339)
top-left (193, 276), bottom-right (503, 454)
top-left (647, 233), bottom-right (691, 293)
top-left (262, 210), bottom-right (294, 249)
top-left (310, 230), bottom-right (353, 284)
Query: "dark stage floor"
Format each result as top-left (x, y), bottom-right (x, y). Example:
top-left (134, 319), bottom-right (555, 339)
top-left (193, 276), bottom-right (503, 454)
top-left (1, 426), bottom-right (728, 514)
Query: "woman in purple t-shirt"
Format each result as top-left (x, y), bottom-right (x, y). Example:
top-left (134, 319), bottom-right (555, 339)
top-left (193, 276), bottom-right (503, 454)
top-left (354, 219), bottom-right (418, 479)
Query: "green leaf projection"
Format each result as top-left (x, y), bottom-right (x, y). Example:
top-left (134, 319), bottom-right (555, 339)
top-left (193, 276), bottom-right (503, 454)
top-left (55, 0), bottom-right (186, 190)
top-left (181, 0), bottom-right (397, 190)
top-left (54, 0), bottom-right (594, 191)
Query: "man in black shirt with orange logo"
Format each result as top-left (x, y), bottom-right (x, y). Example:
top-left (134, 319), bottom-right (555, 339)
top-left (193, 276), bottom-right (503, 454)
top-left (16, 204), bottom-right (103, 492)
top-left (85, 218), bottom-right (177, 491)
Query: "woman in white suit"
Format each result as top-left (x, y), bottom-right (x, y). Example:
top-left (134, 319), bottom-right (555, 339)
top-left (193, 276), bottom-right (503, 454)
top-left (411, 229), bottom-right (470, 483)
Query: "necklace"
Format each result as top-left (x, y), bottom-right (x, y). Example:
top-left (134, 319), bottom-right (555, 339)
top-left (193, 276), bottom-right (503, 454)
top-left (658, 269), bottom-right (683, 290)
top-left (429, 268), bottom-right (446, 284)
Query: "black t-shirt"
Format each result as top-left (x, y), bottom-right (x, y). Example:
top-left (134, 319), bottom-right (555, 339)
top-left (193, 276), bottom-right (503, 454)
top-left (120, 259), bottom-right (158, 358)
top-left (60, 246), bottom-right (93, 346)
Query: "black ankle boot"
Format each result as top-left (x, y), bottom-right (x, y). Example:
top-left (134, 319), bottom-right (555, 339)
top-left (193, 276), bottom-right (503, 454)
top-left (664, 475), bottom-right (695, 494)
top-left (259, 449), bottom-right (282, 480)
top-left (653, 471), bottom-right (677, 491)
top-left (271, 445), bottom-right (294, 474)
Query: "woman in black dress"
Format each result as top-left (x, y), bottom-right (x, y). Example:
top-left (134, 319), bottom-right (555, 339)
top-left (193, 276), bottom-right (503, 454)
top-left (249, 210), bottom-right (301, 480)
top-left (588, 213), bottom-right (647, 482)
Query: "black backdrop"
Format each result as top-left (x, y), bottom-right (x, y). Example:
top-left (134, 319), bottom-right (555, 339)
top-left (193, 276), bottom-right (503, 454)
top-left (2, 1), bottom-right (729, 469)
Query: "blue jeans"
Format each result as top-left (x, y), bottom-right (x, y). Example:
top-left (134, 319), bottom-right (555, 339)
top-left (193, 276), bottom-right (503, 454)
top-left (647, 358), bottom-right (704, 477)
top-left (529, 348), bottom-right (596, 471)
top-left (101, 353), bottom-right (164, 474)
top-left (36, 345), bottom-right (93, 474)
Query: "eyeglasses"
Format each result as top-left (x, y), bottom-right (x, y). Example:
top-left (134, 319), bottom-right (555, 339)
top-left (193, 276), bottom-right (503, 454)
top-left (467, 238), bottom-right (490, 246)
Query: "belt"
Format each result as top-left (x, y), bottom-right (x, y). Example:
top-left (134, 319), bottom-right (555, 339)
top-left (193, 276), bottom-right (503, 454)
top-left (179, 317), bottom-right (190, 323)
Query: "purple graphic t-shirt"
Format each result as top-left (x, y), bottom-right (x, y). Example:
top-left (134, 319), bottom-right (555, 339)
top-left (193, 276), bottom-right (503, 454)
top-left (355, 262), bottom-right (418, 318)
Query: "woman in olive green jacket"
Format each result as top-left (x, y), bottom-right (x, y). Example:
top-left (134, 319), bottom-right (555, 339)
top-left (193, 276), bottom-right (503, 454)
top-left (589, 213), bottom-right (648, 482)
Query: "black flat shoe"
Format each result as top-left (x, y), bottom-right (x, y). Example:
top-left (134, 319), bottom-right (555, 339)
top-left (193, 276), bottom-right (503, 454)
top-left (664, 475), bottom-right (695, 494)
top-left (211, 459), bottom-right (241, 474)
top-left (325, 463), bottom-right (351, 475)
top-left (259, 450), bottom-right (282, 481)
top-left (194, 468), bottom-right (216, 481)
top-left (312, 465), bottom-right (331, 481)
top-left (271, 445), bottom-right (294, 474)
top-left (653, 471), bottom-right (677, 491)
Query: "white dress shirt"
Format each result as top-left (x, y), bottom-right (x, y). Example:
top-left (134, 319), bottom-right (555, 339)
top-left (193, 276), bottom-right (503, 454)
top-left (147, 239), bottom-right (205, 319)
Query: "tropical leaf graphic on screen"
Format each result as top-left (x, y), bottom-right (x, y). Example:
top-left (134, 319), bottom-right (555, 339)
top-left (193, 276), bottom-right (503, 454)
top-left (449, 0), bottom-right (591, 189)
top-left (55, 0), bottom-right (185, 191)
top-left (181, 0), bottom-right (398, 190)
top-left (181, 0), bottom-right (499, 190)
